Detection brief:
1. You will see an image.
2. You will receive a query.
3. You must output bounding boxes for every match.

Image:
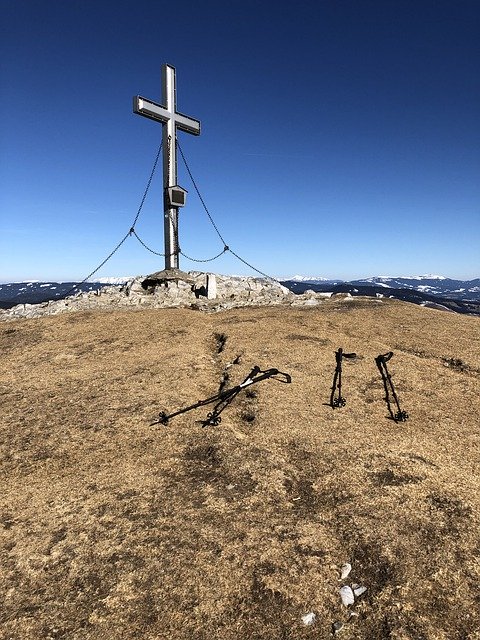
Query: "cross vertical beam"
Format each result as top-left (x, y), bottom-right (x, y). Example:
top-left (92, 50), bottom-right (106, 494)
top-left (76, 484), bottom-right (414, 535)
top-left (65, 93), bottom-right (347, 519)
top-left (133, 64), bottom-right (200, 270)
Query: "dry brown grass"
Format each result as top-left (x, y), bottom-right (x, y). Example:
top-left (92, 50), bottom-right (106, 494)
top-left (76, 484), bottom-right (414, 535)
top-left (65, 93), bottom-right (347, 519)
top-left (1, 298), bottom-right (479, 639)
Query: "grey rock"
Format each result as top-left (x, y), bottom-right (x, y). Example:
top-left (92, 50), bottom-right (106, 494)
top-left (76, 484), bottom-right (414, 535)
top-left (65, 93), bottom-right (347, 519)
top-left (0, 271), bottom-right (331, 322)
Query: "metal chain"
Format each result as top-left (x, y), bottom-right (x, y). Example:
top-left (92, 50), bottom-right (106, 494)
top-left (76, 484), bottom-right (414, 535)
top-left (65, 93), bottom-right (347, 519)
top-left (177, 141), bottom-right (279, 281)
top-left (131, 229), bottom-right (166, 256)
top-left (180, 247), bottom-right (229, 263)
top-left (177, 139), bottom-right (228, 247)
top-left (131, 138), bottom-right (163, 228)
top-left (66, 135), bottom-right (279, 288)
top-left (135, 226), bottom-right (227, 264)
top-left (63, 139), bottom-right (163, 297)
top-left (227, 248), bottom-right (280, 282)
top-left (64, 232), bottom-right (133, 297)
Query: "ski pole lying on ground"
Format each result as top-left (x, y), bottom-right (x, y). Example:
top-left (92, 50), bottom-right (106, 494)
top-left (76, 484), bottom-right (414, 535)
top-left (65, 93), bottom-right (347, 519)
top-left (151, 365), bottom-right (292, 427)
top-left (330, 348), bottom-right (357, 408)
top-left (375, 351), bottom-right (409, 422)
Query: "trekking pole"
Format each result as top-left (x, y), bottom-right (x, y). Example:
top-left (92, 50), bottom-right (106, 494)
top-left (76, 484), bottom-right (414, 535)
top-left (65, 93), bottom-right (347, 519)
top-left (330, 348), bottom-right (357, 408)
top-left (199, 366), bottom-right (291, 426)
top-left (151, 365), bottom-right (291, 427)
top-left (375, 352), bottom-right (409, 422)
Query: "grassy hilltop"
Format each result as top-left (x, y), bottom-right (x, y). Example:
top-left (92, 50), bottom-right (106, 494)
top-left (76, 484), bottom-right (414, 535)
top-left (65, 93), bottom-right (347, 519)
top-left (1, 298), bottom-right (479, 639)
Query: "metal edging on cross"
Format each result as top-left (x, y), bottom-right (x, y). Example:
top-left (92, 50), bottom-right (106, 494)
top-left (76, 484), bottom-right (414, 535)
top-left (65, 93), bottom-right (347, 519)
top-left (133, 64), bottom-right (201, 270)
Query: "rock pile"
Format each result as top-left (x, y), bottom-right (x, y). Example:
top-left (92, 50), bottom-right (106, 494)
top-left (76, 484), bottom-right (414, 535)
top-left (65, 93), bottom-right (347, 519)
top-left (0, 271), bottom-right (337, 321)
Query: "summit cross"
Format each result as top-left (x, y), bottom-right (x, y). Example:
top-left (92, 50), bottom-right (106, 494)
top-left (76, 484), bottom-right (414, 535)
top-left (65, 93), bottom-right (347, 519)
top-left (133, 64), bottom-right (201, 270)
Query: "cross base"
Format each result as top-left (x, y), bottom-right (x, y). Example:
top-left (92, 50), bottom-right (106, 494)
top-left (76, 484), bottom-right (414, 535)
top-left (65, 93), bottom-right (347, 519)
top-left (142, 269), bottom-right (195, 289)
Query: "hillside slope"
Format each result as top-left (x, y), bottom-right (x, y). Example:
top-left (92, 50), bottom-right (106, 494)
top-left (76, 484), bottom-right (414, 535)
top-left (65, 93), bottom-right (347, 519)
top-left (1, 298), bottom-right (479, 639)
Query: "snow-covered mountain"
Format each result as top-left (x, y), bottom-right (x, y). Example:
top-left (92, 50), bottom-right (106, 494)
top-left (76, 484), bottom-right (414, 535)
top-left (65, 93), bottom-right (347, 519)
top-left (1, 275), bottom-right (479, 315)
top-left (280, 275), bottom-right (480, 315)
top-left (93, 277), bottom-right (133, 285)
top-left (283, 275), bottom-right (480, 301)
top-left (0, 278), bottom-right (132, 309)
top-left (346, 276), bottom-right (479, 301)
top-left (286, 275), bottom-right (334, 283)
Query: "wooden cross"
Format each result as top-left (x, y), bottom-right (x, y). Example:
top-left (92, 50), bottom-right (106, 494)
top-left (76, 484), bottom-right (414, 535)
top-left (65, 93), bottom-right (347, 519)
top-left (133, 64), bottom-right (200, 269)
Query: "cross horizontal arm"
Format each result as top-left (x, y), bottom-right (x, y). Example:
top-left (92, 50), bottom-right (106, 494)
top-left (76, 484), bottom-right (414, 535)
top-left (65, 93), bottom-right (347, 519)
top-left (133, 96), bottom-right (201, 135)
top-left (175, 112), bottom-right (201, 135)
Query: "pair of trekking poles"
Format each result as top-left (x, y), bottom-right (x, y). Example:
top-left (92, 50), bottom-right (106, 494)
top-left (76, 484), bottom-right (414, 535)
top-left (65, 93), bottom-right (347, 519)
top-left (330, 348), bottom-right (409, 423)
top-left (151, 365), bottom-right (291, 427)
top-left (150, 349), bottom-right (408, 428)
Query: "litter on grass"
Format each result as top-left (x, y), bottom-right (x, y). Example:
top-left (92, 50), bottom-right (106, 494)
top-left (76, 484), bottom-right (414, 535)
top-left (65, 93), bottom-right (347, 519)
top-left (301, 612), bottom-right (316, 625)
top-left (339, 585), bottom-right (355, 607)
top-left (353, 584), bottom-right (367, 597)
top-left (340, 562), bottom-right (352, 580)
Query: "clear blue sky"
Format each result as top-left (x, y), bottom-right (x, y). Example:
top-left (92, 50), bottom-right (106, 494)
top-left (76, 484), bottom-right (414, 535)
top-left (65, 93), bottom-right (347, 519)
top-left (1, 0), bottom-right (479, 281)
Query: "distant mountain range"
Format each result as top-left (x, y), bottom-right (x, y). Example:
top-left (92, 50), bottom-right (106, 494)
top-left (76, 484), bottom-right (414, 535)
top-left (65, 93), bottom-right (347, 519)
top-left (0, 275), bottom-right (479, 315)
top-left (281, 275), bottom-right (480, 315)
top-left (0, 281), bottom-right (120, 309)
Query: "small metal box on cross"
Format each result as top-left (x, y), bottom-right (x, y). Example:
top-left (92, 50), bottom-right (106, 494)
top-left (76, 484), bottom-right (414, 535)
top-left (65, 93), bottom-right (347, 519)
top-left (133, 64), bottom-right (200, 270)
